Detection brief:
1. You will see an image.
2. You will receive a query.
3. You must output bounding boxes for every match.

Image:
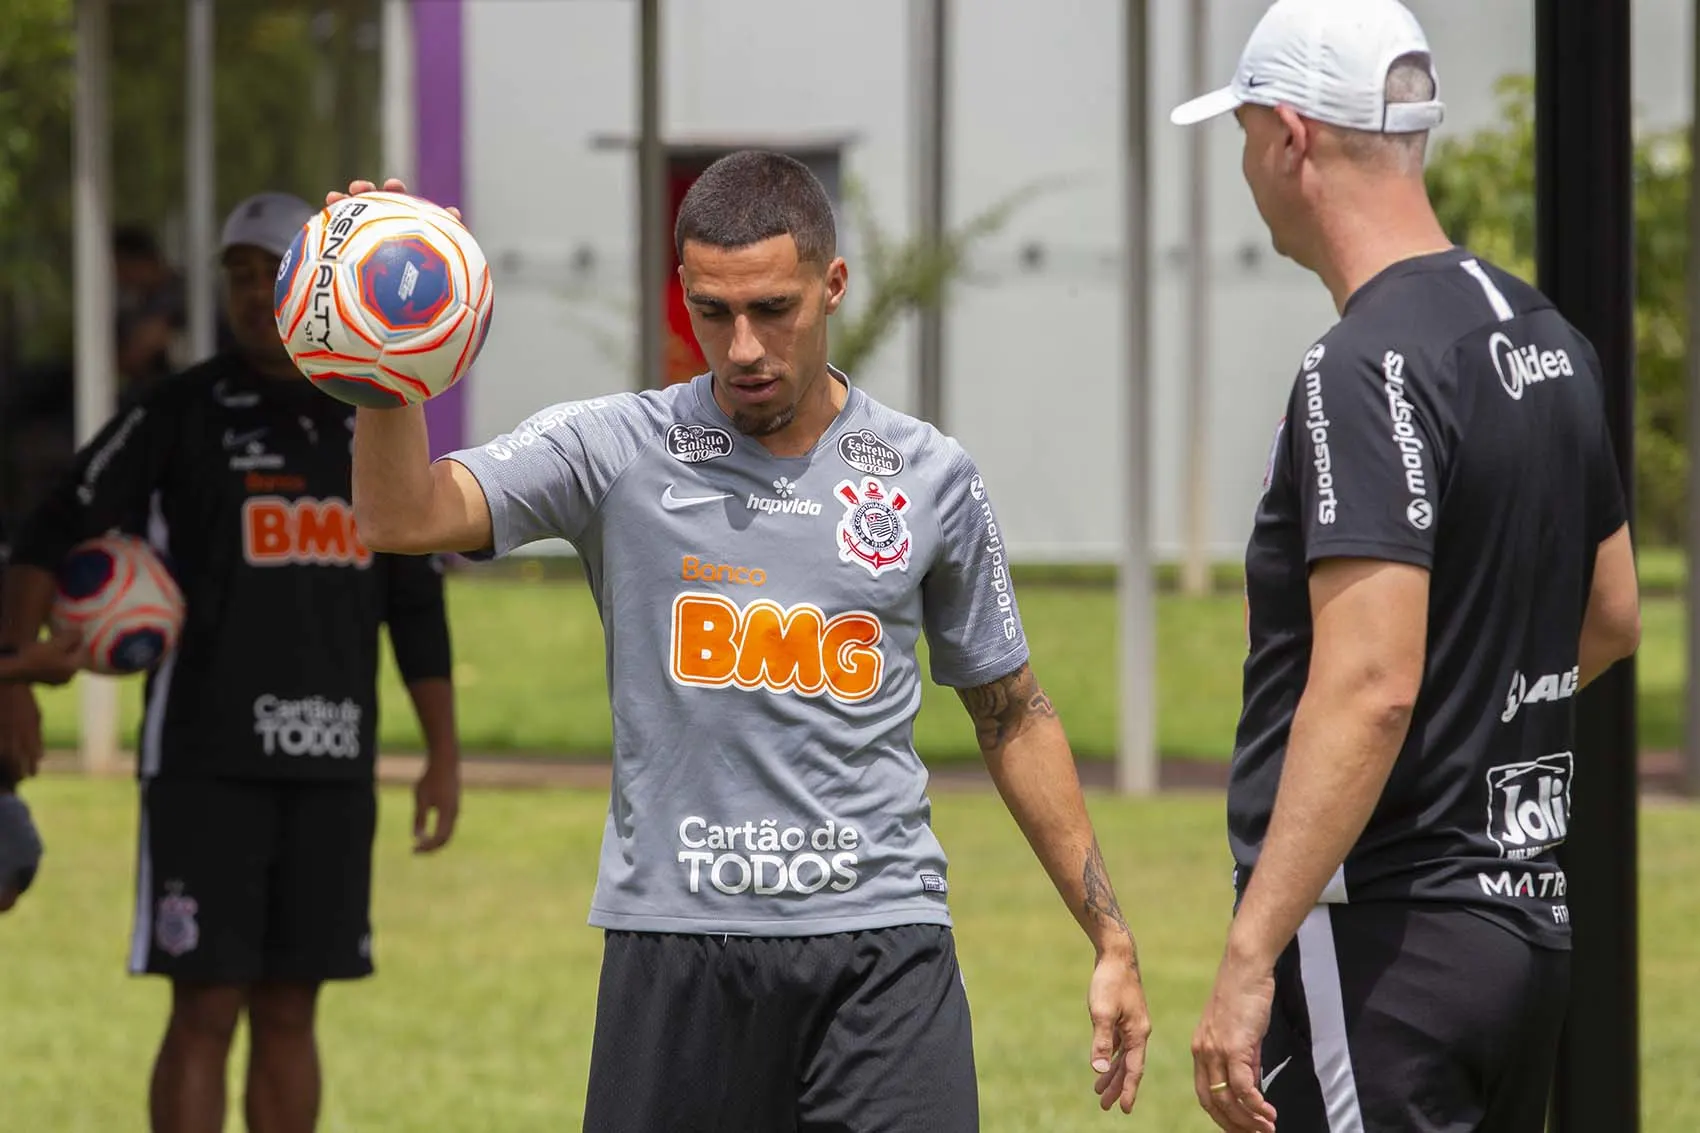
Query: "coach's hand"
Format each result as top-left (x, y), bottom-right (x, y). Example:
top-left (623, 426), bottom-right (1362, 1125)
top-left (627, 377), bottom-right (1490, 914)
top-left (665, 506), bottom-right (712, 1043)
top-left (0, 685), bottom-right (45, 785)
top-left (325, 179), bottom-right (464, 225)
top-left (1088, 948), bottom-right (1151, 1114)
top-left (412, 759), bottom-right (460, 854)
top-left (1192, 952), bottom-right (1278, 1133)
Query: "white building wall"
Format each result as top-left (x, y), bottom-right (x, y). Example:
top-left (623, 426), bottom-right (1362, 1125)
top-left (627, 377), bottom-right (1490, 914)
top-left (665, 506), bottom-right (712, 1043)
top-left (460, 0), bottom-right (1693, 561)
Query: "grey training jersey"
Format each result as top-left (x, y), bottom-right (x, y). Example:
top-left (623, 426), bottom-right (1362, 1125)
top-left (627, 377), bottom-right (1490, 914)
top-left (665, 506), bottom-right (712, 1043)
top-left (446, 372), bottom-right (1029, 935)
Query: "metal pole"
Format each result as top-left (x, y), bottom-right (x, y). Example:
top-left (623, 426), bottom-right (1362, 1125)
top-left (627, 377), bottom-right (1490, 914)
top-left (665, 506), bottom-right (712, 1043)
top-left (380, 0), bottom-right (416, 188)
top-left (1684, 0), bottom-right (1700, 797)
top-left (915, 0), bottom-right (948, 426)
top-left (73, 0), bottom-right (119, 774)
top-left (636, 0), bottom-right (666, 390)
top-left (1180, 0), bottom-right (1211, 597)
top-left (1117, 0), bottom-right (1156, 796)
top-left (1536, 2), bottom-right (1639, 1129)
top-left (184, 0), bottom-right (216, 363)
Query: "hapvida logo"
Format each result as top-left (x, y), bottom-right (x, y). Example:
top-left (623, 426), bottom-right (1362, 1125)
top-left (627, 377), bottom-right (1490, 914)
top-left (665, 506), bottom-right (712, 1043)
top-left (746, 494), bottom-right (822, 516)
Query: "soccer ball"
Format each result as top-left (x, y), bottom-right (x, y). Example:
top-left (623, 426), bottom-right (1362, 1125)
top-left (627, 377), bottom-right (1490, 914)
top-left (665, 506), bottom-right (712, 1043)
top-left (50, 534), bottom-right (186, 675)
top-left (273, 190), bottom-right (495, 407)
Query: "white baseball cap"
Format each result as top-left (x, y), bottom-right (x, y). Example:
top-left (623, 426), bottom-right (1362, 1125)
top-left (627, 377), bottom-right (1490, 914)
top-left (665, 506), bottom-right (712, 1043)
top-left (219, 191), bottom-right (315, 259)
top-left (1170, 0), bottom-right (1444, 134)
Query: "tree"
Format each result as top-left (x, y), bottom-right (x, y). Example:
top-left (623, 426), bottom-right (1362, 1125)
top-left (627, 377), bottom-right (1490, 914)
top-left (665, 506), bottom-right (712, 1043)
top-left (1425, 73), bottom-right (1689, 543)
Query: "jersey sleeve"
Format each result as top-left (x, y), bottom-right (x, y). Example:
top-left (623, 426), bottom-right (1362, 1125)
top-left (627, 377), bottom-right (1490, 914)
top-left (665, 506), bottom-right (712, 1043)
top-left (10, 396), bottom-right (178, 570)
top-left (382, 551), bottom-right (453, 682)
top-left (920, 446), bottom-right (1030, 688)
top-left (1583, 378), bottom-right (1629, 545)
top-left (1289, 339), bottom-right (1443, 569)
top-left (438, 396), bottom-right (650, 557)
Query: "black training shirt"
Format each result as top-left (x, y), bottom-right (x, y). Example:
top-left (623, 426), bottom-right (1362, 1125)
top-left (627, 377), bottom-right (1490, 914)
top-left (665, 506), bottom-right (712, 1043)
top-left (11, 353), bottom-right (452, 783)
top-left (1232, 247), bottom-right (1626, 951)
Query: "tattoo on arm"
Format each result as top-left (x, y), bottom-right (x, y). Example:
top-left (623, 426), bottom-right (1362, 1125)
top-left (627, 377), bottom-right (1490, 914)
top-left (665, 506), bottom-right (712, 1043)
top-left (1084, 837), bottom-right (1140, 971)
top-left (956, 663), bottom-right (1057, 752)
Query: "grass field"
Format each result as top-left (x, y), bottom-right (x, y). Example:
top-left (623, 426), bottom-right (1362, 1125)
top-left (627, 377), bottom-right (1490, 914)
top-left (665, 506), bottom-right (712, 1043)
top-left (2, 776), bottom-right (1696, 1131)
top-left (33, 549), bottom-right (1692, 763)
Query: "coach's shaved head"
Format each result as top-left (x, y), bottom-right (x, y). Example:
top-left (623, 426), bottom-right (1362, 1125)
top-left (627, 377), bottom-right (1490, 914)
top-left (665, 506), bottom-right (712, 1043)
top-left (674, 151), bottom-right (838, 267)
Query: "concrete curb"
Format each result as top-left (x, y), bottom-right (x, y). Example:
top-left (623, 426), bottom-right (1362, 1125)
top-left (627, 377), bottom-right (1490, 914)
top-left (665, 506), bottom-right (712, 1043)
top-left (33, 749), bottom-right (1696, 799)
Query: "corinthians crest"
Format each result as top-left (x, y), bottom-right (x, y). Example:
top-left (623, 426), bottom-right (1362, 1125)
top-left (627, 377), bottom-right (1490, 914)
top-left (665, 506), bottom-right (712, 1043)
top-left (835, 477), bottom-right (912, 577)
top-left (155, 881), bottom-right (200, 957)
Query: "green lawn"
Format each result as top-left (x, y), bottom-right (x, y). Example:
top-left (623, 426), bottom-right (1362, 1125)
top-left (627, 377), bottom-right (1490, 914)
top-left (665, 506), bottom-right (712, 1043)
top-left (33, 555), bottom-right (1690, 762)
top-left (3, 777), bottom-right (1696, 1131)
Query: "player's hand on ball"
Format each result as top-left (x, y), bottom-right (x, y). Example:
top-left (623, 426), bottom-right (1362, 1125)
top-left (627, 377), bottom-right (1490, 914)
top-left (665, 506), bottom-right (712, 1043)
top-left (1088, 949), bottom-right (1152, 1114)
top-left (1192, 953), bottom-right (1278, 1133)
top-left (325, 178), bottom-right (463, 224)
top-left (16, 630), bottom-right (83, 687)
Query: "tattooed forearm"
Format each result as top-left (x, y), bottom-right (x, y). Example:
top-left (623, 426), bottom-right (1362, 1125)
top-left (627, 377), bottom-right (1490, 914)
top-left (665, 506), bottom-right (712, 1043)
top-left (1084, 837), bottom-right (1140, 971)
top-left (957, 663), bottom-right (1058, 752)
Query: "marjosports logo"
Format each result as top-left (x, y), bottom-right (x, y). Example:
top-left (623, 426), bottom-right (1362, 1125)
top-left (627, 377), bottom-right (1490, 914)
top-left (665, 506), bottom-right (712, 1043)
top-left (838, 429), bottom-right (905, 476)
top-left (1485, 751), bottom-right (1573, 861)
top-left (669, 593), bottom-right (884, 703)
top-left (484, 399), bottom-right (612, 461)
top-left (835, 477), bottom-right (913, 577)
top-left (676, 815), bottom-right (863, 897)
top-left (969, 477), bottom-right (1018, 641)
top-left (1380, 351), bottom-right (1430, 530)
top-left (253, 694), bottom-right (363, 759)
top-left (243, 496), bottom-right (372, 568)
top-left (1301, 371), bottom-right (1336, 526)
top-left (1489, 331), bottom-right (1573, 400)
top-left (667, 423), bottom-right (735, 464)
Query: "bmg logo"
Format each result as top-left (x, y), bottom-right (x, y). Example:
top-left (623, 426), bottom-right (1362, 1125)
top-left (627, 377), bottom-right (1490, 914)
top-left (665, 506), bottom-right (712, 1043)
top-left (1485, 752), bottom-right (1573, 860)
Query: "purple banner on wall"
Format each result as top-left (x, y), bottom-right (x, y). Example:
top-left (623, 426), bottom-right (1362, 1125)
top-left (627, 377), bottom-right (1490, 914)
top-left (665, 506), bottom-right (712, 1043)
top-left (412, 0), bottom-right (467, 458)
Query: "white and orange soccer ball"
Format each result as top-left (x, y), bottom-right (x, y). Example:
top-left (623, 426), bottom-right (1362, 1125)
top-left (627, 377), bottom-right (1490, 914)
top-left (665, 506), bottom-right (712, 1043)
top-left (50, 534), bottom-right (186, 675)
top-left (273, 190), bottom-right (495, 407)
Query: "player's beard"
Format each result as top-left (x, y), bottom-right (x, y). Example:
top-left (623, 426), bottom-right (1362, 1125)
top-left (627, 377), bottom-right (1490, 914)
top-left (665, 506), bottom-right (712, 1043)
top-left (731, 402), bottom-right (797, 437)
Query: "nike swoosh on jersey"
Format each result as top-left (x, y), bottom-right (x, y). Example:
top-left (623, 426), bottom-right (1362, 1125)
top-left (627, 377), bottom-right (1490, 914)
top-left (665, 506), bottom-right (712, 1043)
top-left (223, 428), bottom-right (267, 450)
top-left (1261, 1056), bottom-right (1293, 1093)
top-left (661, 484), bottom-right (733, 510)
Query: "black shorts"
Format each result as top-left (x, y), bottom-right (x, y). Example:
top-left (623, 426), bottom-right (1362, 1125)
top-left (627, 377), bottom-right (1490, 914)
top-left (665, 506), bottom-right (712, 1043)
top-left (1261, 902), bottom-right (1569, 1133)
top-left (584, 924), bottom-right (977, 1133)
top-left (129, 777), bottom-right (377, 984)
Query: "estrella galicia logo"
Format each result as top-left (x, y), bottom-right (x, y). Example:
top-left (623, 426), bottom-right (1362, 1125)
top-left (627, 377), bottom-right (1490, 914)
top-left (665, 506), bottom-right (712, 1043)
top-left (838, 429), bottom-right (905, 476)
top-left (667, 423), bottom-right (734, 464)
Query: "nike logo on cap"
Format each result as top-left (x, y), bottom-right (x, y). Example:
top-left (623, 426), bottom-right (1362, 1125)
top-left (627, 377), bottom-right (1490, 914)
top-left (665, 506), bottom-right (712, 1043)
top-left (661, 484), bottom-right (733, 510)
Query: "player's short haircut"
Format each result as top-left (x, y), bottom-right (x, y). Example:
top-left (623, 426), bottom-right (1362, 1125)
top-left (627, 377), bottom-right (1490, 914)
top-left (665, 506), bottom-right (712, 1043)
top-left (674, 150), bottom-right (838, 266)
top-left (1338, 52), bottom-right (1436, 174)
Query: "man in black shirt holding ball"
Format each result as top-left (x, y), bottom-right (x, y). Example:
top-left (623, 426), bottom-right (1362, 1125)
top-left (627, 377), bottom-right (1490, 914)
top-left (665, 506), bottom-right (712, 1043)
top-left (0, 191), bottom-right (462, 1133)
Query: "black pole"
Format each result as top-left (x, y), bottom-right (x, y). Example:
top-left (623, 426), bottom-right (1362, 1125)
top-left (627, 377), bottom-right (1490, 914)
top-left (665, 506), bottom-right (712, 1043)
top-left (1534, 4), bottom-right (1639, 1132)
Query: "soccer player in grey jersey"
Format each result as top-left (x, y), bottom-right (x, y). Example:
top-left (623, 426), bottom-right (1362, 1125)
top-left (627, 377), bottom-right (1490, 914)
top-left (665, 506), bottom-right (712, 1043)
top-left (329, 151), bottom-right (1151, 1129)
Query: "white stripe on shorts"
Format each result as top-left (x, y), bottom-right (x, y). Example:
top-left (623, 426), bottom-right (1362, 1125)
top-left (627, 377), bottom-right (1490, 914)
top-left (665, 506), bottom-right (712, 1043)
top-left (1296, 906), bottom-right (1365, 1133)
top-left (128, 786), bottom-right (154, 974)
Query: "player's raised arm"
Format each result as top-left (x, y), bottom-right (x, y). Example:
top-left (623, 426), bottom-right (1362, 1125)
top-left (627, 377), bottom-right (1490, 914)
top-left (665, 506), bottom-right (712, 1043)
top-left (351, 404), bottom-right (493, 555)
